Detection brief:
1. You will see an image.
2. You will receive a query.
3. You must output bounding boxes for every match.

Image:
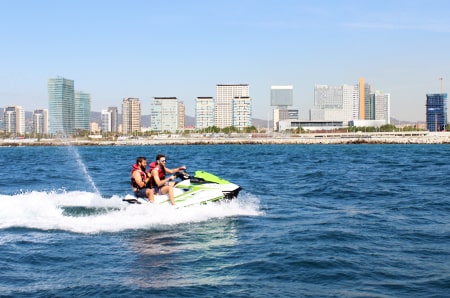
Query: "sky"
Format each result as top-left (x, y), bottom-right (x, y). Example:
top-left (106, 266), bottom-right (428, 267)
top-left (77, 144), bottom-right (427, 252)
top-left (1, 0), bottom-right (449, 122)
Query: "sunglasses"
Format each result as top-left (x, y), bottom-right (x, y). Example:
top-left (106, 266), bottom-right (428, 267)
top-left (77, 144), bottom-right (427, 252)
top-left (160, 160), bottom-right (166, 162)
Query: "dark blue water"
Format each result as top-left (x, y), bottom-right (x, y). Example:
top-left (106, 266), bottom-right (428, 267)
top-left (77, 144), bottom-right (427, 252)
top-left (0, 144), bottom-right (449, 297)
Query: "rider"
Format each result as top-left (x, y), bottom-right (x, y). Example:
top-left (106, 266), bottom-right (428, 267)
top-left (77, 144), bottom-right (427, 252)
top-left (131, 156), bottom-right (154, 203)
top-left (149, 154), bottom-right (186, 205)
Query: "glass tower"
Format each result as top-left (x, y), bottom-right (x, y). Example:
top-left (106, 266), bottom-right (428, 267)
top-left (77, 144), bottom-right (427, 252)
top-left (74, 91), bottom-right (91, 132)
top-left (48, 77), bottom-right (75, 135)
top-left (426, 93), bottom-right (448, 131)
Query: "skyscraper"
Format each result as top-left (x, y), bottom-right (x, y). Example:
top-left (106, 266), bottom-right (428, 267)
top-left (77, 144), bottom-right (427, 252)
top-left (74, 91), bottom-right (91, 132)
top-left (311, 84), bottom-right (348, 122)
top-left (426, 93), bottom-right (448, 131)
top-left (122, 98), bottom-right (141, 135)
top-left (102, 107), bottom-right (119, 133)
top-left (271, 85), bottom-right (293, 107)
top-left (367, 91), bottom-right (391, 124)
top-left (151, 97), bottom-right (182, 133)
top-left (271, 85), bottom-right (295, 130)
top-left (33, 109), bottom-right (48, 134)
top-left (233, 96), bottom-right (252, 129)
top-left (195, 97), bottom-right (215, 129)
top-left (215, 84), bottom-right (250, 128)
top-left (4, 106), bottom-right (25, 135)
top-left (48, 77), bottom-right (75, 135)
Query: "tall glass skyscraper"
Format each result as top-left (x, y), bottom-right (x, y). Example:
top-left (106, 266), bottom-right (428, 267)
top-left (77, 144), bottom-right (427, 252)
top-left (48, 77), bottom-right (75, 135)
top-left (75, 91), bottom-right (91, 132)
top-left (426, 93), bottom-right (448, 131)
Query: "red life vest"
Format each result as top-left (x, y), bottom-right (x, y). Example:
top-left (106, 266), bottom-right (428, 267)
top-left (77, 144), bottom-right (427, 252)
top-left (150, 163), bottom-right (166, 187)
top-left (130, 164), bottom-right (147, 189)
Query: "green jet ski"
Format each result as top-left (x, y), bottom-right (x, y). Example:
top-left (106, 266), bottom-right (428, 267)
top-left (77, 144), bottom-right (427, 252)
top-left (123, 170), bottom-right (241, 208)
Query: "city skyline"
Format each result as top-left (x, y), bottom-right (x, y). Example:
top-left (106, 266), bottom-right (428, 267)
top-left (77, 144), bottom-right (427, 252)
top-left (1, 1), bottom-right (449, 122)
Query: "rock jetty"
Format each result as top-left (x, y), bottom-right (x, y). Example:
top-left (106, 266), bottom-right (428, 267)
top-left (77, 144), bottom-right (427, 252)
top-left (1, 132), bottom-right (450, 146)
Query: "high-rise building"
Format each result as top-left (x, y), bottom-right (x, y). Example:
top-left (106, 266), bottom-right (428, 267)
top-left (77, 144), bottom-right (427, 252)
top-left (101, 109), bottom-right (112, 132)
top-left (122, 98), bottom-right (141, 135)
top-left (367, 91), bottom-right (391, 123)
top-left (195, 97), bottom-right (215, 129)
top-left (359, 78), bottom-right (373, 120)
top-left (271, 85), bottom-right (293, 107)
top-left (48, 77), bottom-right (75, 135)
top-left (4, 106), bottom-right (25, 135)
top-left (233, 96), bottom-right (252, 129)
top-left (178, 101), bottom-right (185, 130)
top-left (310, 85), bottom-right (358, 122)
top-left (215, 84), bottom-right (249, 128)
top-left (271, 85), bottom-right (294, 130)
top-left (32, 109), bottom-right (48, 134)
top-left (74, 91), bottom-right (91, 132)
top-left (151, 97), bottom-right (182, 133)
top-left (426, 93), bottom-right (448, 131)
top-left (101, 107), bottom-right (118, 133)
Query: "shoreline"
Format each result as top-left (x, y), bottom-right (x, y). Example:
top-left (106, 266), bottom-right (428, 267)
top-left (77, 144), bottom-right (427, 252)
top-left (1, 131), bottom-right (450, 146)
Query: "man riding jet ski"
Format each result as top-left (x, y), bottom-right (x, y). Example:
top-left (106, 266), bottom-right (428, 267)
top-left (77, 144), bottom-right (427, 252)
top-left (124, 170), bottom-right (241, 208)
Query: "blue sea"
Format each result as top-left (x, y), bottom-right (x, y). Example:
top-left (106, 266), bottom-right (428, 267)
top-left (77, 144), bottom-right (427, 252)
top-left (0, 144), bottom-right (449, 297)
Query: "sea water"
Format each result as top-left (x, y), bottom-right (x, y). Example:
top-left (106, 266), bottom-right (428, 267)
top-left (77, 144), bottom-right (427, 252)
top-left (0, 144), bottom-right (449, 297)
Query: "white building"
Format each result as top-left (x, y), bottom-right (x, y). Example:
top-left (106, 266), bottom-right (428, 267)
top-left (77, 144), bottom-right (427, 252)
top-left (374, 91), bottom-right (391, 124)
top-left (232, 96), bottom-right (252, 128)
top-left (4, 106), bottom-right (25, 135)
top-left (32, 109), bottom-right (48, 134)
top-left (215, 84), bottom-right (249, 128)
top-left (195, 97), bottom-right (214, 129)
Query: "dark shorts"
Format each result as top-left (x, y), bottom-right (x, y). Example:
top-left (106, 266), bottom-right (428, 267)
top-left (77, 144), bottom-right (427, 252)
top-left (135, 188), bottom-right (149, 199)
top-left (153, 187), bottom-right (162, 195)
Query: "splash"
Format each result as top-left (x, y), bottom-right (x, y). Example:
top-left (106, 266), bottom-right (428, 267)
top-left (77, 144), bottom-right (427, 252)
top-left (66, 145), bottom-right (100, 194)
top-left (0, 191), bottom-right (262, 234)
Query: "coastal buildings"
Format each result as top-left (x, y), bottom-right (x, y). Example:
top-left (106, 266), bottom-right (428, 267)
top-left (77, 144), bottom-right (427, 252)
top-left (310, 79), bottom-right (390, 125)
top-left (3, 106), bottom-right (25, 135)
top-left (48, 77), bottom-right (75, 135)
top-left (32, 109), bottom-right (48, 135)
top-left (195, 97), bottom-right (214, 129)
top-left (151, 97), bottom-right (185, 133)
top-left (232, 96), bottom-right (252, 129)
top-left (74, 91), bottom-right (91, 132)
top-left (101, 107), bottom-right (118, 133)
top-left (122, 98), bottom-right (141, 134)
top-left (426, 93), bottom-right (448, 131)
top-left (271, 85), bottom-right (299, 131)
top-left (215, 84), bottom-right (250, 128)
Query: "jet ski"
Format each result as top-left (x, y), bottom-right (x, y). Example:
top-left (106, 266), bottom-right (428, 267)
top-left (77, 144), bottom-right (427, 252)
top-left (123, 170), bottom-right (241, 208)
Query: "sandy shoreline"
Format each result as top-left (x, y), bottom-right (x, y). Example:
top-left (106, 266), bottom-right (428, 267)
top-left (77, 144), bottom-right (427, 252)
top-left (2, 131), bottom-right (450, 146)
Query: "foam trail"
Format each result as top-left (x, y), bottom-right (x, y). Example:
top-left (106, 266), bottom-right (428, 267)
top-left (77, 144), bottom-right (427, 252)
top-left (0, 191), bottom-right (262, 234)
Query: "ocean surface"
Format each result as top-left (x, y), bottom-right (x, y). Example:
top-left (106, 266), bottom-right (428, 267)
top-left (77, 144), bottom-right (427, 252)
top-left (0, 144), bottom-right (449, 297)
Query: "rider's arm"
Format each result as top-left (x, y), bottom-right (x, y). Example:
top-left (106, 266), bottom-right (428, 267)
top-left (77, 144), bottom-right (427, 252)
top-left (165, 165), bottom-right (186, 174)
top-left (151, 169), bottom-right (175, 187)
top-left (132, 171), bottom-right (147, 188)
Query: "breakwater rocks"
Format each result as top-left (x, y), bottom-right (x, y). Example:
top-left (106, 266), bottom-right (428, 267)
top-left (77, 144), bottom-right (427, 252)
top-left (2, 132), bottom-right (450, 146)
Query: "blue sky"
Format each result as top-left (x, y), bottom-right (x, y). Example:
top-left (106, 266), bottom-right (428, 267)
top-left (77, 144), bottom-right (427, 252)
top-left (1, 0), bottom-right (449, 122)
